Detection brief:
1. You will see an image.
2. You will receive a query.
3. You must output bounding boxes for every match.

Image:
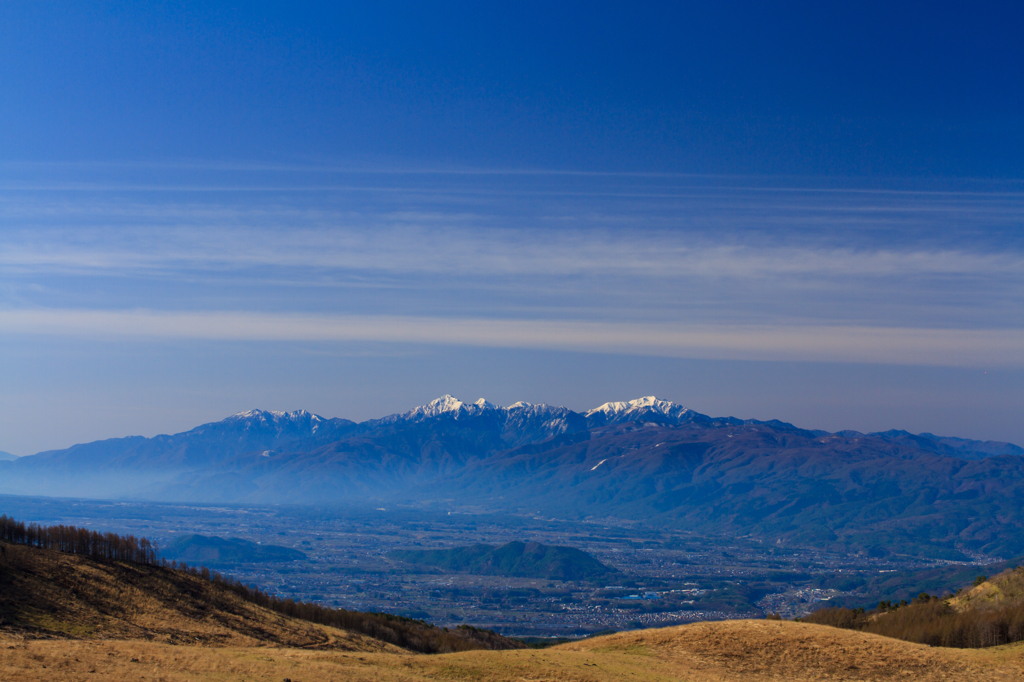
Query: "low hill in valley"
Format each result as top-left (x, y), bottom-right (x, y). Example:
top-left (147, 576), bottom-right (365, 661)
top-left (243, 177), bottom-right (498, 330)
top-left (161, 534), bottom-right (306, 566)
top-left (387, 541), bottom-right (618, 581)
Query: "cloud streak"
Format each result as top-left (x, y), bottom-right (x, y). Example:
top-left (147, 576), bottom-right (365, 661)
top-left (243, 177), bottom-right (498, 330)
top-left (2, 225), bottom-right (1021, 280)
top-left (1, 308), bottom-right (1020, 368)
top-left (1, 171), bottom-right (1021, 365)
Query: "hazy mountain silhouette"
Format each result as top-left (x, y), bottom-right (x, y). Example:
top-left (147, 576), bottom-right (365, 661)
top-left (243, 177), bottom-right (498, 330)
top-left (3, 396), bottom-right (1022, 559)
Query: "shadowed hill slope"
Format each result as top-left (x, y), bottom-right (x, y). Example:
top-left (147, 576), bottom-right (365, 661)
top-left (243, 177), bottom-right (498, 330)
top-left (439, 422), bottom-right (1024, 558)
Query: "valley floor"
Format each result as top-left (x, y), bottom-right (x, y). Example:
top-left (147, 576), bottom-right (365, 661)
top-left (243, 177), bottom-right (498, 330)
top-left (4, 619), bottom-right (1024, 682)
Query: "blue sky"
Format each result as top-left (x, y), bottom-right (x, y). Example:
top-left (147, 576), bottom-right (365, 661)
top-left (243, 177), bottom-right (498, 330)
top-left (1, 2), bottom-right (1022, 454)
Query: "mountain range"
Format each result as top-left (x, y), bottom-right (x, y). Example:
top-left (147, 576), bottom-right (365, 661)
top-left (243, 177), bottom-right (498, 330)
top-left (3, 395), bottom-right (1023, 559)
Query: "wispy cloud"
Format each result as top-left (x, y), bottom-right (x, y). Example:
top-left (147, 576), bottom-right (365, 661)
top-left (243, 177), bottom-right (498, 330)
top-left (1, 170), bottom-right (1021, 363)
top-left (1, 308), bottom-right (1020, 368)
top-left (2, 226), bottom-right (1021, 280)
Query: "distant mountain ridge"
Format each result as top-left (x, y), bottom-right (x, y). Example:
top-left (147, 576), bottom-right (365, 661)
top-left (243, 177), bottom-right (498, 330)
top-left (3, 395), bottom-right (1023, 559)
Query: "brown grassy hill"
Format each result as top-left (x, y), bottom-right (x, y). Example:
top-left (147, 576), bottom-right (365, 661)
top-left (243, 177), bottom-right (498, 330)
top-left (562, 620), bottom-right (1023, 681)
top-left (950, 566), bottom-right (1024, 611)
top-left (0, 540), bottom-right (396, 651)
top-left (3, 619), bottom-right (1024, 681)
top-left (4, 534), bottom-right (1024, 680)
top-left (806, 565), bottom-right (1024, 649)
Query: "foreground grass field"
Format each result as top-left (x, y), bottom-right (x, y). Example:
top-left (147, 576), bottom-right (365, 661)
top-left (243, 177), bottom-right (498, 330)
top-left (5, 529), bottom-right (1024, 681)
top-left (5, 619), bottom-right (1024, 681)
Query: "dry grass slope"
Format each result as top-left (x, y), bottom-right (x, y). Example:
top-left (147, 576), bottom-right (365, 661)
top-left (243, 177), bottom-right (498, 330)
top-left (806, 565), bottom-right (1024, 649)
top-left (4, 539), bottom-right (1024, 680)
top-left (4, 620), bottom-right (1024, 681)
top-left (951, 567), bottom-right (1024, 611)
top-left (0, 541), bottom-right (396, 651)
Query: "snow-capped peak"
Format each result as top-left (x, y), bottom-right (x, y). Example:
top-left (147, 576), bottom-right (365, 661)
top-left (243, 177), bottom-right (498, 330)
top-left (418, 395), bottom-right (465, 417)
top-left (507, 401), bottom-right (564, 416)
top-left (584, 396), bottom-right (692, 424)
top-left (386, 395), bottom-right (500, 423)
top-left (229, 409), bottom-right (321, 422)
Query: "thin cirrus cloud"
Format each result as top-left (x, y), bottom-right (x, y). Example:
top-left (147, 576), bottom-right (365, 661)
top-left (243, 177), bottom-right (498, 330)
top-left (1, 166), bottom-right (1021, 367)
top-left (0, 309), bottom-right (1020, 368)
top-left (2, 229), bottom-right (1022, 280)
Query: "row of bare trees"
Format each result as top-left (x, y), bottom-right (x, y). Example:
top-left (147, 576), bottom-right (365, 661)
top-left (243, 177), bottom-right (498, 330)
top-left (0, 514), bottom-right (158, 565)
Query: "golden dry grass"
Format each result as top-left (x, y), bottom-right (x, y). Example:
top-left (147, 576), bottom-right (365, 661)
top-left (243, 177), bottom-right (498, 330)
top-left (4, 619), bottom-right (1024, 682)
top-left (5, 541), bottom-right (1024, 680)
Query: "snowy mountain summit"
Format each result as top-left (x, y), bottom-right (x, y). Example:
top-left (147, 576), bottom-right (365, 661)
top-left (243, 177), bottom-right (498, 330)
top-left (370, 395), bottom-right (703, 433)
top-left (371, 396), bottom-right (588, 445)
top-left (376, 395), bottom-right (498, 424)
top-left (229, 409), bottom-right (324, 424)
top-left (584, 396), bottom-right (697, 426)
top-left (220, 409), bottom-right (329, 434)
top-left (222, 397), bottom-right (702, 433)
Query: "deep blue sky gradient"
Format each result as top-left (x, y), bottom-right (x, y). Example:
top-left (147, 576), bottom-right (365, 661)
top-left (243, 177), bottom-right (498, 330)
top-left (3, 1), bottom-right (1022, 176)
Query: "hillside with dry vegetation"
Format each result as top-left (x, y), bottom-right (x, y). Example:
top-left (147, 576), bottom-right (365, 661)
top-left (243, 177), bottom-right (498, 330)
top-left (4, 515), bottom-right (1024, 680)
top-left (4, 618), bottom-right (1024, 681)
top-left (0, 516), bottom-right (522, 654)
top-left (805, 565), bottom-right (1024, 648)
top-left (0, 539), bottom-right (399, 650)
